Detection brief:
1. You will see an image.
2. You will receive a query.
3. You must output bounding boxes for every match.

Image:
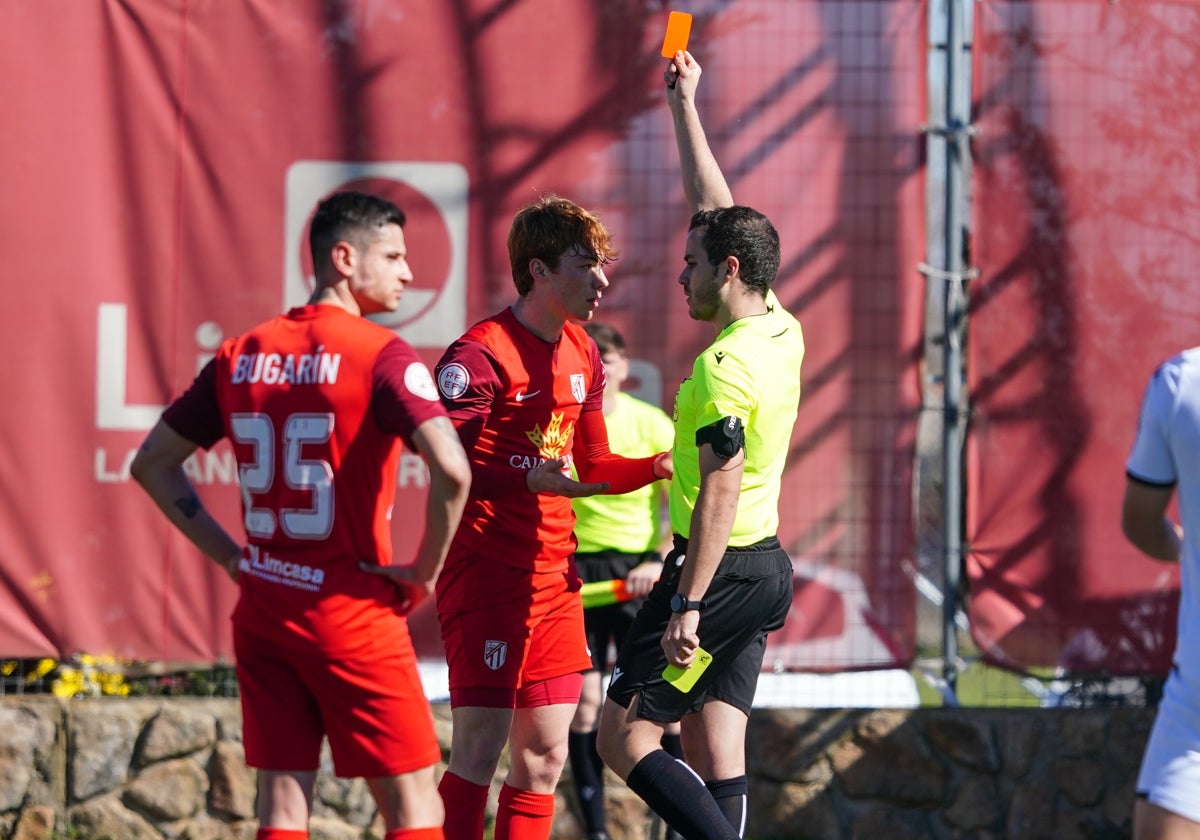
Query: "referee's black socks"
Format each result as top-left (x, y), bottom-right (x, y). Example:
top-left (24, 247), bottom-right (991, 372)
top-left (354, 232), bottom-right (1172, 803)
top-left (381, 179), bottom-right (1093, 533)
top-left (659, 732), bottom-right (686, 840)
top-left (706, 776), bottom-right (748, 838)
top-left (625, 750), bottom-right (740, 840)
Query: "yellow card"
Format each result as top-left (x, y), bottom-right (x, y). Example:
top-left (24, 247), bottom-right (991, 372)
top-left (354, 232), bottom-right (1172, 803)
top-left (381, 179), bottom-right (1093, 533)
top-left (662, 646), bottom-right (712, 692)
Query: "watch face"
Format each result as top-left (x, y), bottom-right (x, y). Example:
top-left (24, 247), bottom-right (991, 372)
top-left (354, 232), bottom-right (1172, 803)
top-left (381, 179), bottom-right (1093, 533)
top-left (670, 593), bottom-right (695, 612)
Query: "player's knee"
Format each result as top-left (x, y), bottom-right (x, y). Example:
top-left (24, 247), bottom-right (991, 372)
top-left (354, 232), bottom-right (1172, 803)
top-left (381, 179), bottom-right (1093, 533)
top-left (510, 745), bottom-right (570, 791)
top-left (402, 792), bottom-right (444, 830)
top-left (542, 738), bottom-right (571, 774)
top-left (368, 768), bottom-right (445, 831)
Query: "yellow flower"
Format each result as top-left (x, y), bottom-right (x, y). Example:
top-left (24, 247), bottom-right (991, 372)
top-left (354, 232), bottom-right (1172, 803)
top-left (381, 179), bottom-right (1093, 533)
top-left (96, 672), bottom-right (130, 697)
top-left (51, 668), bottom-right (84, 699)
top-left (28, 658), bottom-right (56, 682)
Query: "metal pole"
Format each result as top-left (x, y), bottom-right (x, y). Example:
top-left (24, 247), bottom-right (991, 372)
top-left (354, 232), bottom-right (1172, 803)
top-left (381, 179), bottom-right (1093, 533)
top-left (923, 0), bottom-right (974, 702)
top-left (941, 0), bottom-right (974, 698)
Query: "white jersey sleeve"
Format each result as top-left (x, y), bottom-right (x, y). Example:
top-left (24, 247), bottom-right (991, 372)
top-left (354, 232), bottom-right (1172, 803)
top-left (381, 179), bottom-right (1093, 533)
top-left (1126, 357), bottom-right (1185, 486)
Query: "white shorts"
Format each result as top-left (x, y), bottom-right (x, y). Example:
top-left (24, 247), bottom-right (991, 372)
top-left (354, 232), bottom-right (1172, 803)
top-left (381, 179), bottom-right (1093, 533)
top-left (1137, 670), bottom-right (1200, 825)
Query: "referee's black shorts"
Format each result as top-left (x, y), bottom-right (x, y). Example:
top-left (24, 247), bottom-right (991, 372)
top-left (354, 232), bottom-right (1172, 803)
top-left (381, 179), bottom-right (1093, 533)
top-left (605, 534), bottom-right (793, 723)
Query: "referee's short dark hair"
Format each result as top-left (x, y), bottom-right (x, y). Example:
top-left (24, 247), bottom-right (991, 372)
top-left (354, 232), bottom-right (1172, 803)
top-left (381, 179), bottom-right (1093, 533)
top-left (689, 205), bottom-right (781, 297)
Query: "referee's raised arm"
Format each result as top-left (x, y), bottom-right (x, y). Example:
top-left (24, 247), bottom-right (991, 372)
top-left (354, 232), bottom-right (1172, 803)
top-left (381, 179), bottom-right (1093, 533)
top-left (665, 49), bottom-right (734, 213)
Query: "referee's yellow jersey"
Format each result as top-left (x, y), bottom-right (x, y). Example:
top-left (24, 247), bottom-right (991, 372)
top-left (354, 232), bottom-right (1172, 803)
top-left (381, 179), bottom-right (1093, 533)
top-left (669, 290), bottom-right (804, 545)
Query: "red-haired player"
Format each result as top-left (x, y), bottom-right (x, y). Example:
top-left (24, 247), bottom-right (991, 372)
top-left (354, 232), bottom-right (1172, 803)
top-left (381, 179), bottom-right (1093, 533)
top-left (433, 195), bottom-right (671, 840)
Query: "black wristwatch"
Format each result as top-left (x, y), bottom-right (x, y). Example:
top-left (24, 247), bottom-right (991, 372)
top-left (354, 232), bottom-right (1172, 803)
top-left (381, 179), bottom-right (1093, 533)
top-left (669, 592), bottom-right (707, 614)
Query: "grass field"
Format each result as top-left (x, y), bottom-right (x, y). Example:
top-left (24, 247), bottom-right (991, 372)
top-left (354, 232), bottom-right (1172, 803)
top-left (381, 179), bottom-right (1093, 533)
top-left (912, 658), bottom-right (1044, 707)
top-left (910, 635), bottom-right (1161, 708)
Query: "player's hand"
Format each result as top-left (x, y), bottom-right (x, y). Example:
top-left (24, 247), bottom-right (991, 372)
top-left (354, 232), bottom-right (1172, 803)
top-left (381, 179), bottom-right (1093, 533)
top-left (526, 456), bottom-right (611, 497)
top-left (664, 50), bottom-right (701, 100)
top-left (359, 562), bottom-right (430, 613)
top-left (625, 560), bottom-right (663, 597)
top-left (661, 611), bottom-right (701, 667)
top-left (219, 548), bottom-right (241, 583)
top-left (652, 451), bottom-right (673, 480)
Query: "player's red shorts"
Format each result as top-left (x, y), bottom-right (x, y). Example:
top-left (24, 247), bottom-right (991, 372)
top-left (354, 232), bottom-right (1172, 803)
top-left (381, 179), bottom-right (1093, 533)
top-left (234, 621), bottom-right (441, 777)
top-left (436, 549), bottom-right (592, 708)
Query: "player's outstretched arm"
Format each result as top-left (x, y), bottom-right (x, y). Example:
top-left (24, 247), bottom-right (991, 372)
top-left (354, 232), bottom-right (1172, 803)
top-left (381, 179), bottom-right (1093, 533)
top-left (665, 50), bottom-right (734, 214)
top-left (572, 410), bottom-right (670, 494)
top-left (130, 420), bottom-right (241, 581)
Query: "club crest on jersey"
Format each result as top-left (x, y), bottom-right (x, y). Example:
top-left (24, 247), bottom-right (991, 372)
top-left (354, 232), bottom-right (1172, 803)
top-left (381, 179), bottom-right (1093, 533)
top-left (525, 412), bottom-right (574, 459)
top-left (571, 373), bottom-right (586, 404)
top-left (484, 640), bottom-right (508, 671)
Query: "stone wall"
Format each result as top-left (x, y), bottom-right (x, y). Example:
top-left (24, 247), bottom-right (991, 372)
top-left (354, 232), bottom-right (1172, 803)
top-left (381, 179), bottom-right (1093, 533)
top-left (0, 697), bottom-right (1154, 839)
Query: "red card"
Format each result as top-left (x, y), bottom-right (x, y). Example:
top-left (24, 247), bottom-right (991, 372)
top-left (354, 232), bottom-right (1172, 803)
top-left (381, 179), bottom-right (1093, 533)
top-left (660, 11), bottom-right (693, 59)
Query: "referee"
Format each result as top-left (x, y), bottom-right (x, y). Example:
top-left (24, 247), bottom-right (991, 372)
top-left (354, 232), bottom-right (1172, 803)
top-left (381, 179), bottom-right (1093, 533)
top-left (596, 50), bottom-right (803, 840)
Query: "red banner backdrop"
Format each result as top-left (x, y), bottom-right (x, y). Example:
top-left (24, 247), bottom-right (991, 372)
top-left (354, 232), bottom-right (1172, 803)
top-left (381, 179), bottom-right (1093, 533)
top-left (0, 0), bottom-right (921, 671)
top-left (968, 0), bottom-right (1200, 674)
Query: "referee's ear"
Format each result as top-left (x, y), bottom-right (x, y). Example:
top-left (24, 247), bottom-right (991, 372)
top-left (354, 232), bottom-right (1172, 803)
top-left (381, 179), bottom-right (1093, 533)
top-left (720, 254), bottom-right (740, 283)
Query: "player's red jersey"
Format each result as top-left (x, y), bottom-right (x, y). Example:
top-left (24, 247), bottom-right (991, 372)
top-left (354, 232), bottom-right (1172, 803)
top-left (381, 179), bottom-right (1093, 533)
top-left (162, 304), bottom-right (446, 654)
top-left (434, 308), bottom-right (604, 574)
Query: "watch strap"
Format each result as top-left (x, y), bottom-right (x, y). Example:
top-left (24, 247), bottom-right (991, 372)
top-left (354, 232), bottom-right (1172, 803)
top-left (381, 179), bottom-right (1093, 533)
top-left (670, 593), bottom-right (707, 613)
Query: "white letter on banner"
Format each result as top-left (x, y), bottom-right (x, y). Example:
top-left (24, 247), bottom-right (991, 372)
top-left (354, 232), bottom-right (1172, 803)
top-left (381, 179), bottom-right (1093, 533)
top-left (96, 303), bottom-right (163, 431)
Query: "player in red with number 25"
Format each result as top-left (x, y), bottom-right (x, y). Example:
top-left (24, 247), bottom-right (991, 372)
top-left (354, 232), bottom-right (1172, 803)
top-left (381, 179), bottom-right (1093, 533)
top-left (432, 195), bottom-right (672, 840)
top-left (132, 191), bottom-right (471, 840)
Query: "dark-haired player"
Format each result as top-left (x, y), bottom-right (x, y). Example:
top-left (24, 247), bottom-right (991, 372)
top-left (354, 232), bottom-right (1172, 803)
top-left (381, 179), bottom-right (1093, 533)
top-left (597, 52), bottom-right (803, 840)
top-left (132, 191), bottom-right (470, 840)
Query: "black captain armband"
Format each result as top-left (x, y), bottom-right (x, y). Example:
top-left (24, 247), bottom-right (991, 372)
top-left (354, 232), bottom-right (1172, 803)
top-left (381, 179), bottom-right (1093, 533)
top-left (695, 416), bottom-right (745, 459)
